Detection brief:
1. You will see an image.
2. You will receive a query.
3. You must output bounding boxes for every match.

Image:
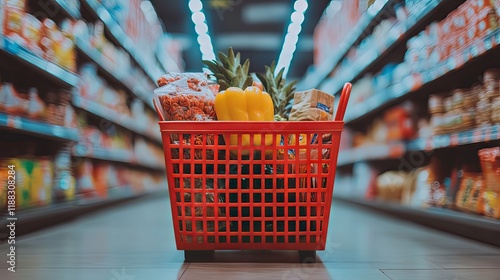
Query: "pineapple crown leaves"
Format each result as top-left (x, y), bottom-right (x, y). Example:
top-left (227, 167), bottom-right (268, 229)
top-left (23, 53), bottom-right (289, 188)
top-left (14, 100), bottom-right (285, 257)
top-left (202, 47), bottom-right (253, 90)
top-left (256, 61), bottom-right (297, 116)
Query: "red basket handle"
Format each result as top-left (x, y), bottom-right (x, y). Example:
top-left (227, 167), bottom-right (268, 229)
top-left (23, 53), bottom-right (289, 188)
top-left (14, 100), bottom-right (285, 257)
top-left (335, 83), bottom-right (352, 122)
top-left (153, 97), bottom-right (166, 121)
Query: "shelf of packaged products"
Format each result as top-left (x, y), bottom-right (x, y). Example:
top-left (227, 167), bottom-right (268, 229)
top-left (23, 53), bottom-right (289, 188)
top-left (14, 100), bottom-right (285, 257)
top-left (0, 112), bottom-right (79, 141)
top-left (0, 189), bottom-right (168, 239)
top-left (297, 0), bottom-right (393, 90)
top-left (344, 29), bottom-right (500, 124)
top-left (72, 96), bottom-right (162, 144)
top-left (54, 0), bottom-right (81, 19)
top-left (338, 125), bottom-right (500, 166)
top-left (334, 195), bottom-right (500, 247)
top-left (321, 0), bottom-right (443, 96)
top-left (82, 0), bottom-right (163, 84)
top-left (75, 38), bottom-right (155, 110)
top-left (73, 144), bottom-right (164, 171)
top-left (337, 142), bottom-right (406, 166)
top-left (0, 36), bottom-right (80, 88)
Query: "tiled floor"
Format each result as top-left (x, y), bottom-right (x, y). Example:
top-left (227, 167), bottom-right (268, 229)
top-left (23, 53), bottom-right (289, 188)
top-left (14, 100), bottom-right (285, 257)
top-left (1, 196), bottom-right (500, 280)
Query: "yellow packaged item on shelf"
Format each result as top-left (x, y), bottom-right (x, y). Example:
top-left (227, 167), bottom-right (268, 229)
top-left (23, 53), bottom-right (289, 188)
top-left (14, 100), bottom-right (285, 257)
top-left (455, 173), bottom-right (484, 214)
top-left (31, 159), bottom-right (53, 206)
top-left (483, 190), bottom-right (500, 218)
top-left (5, 158), bottom-right (30, 208)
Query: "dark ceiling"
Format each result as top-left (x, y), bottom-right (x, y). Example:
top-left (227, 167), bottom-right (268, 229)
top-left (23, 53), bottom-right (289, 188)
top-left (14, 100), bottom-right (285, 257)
top-left (150, 0), bottom-right (330, 81)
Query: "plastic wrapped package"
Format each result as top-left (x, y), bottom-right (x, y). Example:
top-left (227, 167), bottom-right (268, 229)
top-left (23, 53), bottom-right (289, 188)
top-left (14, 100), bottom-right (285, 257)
top-left (155, 73), bottom-right (226, 241)
top-left (155, 73), bottom-right (216, 121)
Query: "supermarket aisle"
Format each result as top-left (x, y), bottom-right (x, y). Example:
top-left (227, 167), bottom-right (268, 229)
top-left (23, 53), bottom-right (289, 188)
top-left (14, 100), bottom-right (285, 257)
top-left (1, 195), bottom-right (500, 280)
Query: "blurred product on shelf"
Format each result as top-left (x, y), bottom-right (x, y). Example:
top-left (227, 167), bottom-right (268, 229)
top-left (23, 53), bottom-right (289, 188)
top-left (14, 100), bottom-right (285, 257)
top-left (0, 82), bottom-right (77, 127)
top-left (1, 157), bottom-right (55, 208)
top-left (73, 21), bottom-right (134, 81)
top-left (98, 0), bottom-right (163, 70)
top-left (314, 0), bottom-right (375, 64)
top-left (337, 145), bottom-right (500, 219)
top-left (347, 102), bottom-right (416, 149)
top-left (332, 6), bottom-right (407, 81)
top-left (340, 0), bottom-right (500, 122)
top-left (1, 1), bottom-right (77, 71)
top-left (455, 172), bottom-right (485, 214)
top-left (79, 64), bottom-right (131, 116)
top-left (74, 159), bottom-right (165, 200)
top-left (427, 69), bottom-right (500, 135)
top-left (134, 138), bottom-right (164, 169)
top-left (405, 0), bottom-right (499, 76)
top-left (479, 147), bottom-right (500, 218)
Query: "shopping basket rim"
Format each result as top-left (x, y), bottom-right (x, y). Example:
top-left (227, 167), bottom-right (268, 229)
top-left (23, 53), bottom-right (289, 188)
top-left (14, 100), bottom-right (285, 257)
top-left (158, 120), bottom-right (344, 133)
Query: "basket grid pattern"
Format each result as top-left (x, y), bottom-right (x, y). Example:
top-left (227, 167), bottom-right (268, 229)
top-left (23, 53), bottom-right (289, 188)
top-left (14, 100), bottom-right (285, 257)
top-left (161, 123), bottom-right (343, 251)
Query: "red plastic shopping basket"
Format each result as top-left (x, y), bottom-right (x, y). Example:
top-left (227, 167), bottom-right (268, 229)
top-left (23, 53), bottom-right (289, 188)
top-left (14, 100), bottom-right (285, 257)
top-left (155, 83), bottom-right (351, 262)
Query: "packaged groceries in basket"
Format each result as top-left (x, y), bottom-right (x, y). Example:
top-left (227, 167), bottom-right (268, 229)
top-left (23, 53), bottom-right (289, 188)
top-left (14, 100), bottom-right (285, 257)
top-left (154, 73), bottom-right (228, 237)
top-left (155, 72), bottom-right (217, 122)
top-left (154, 72), bottom-right (218, 160)
top-left (288, 89), bottom-right (335, 201)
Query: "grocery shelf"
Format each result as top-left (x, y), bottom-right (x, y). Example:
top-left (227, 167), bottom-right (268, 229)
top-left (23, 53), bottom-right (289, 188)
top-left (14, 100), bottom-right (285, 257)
top-left (344, 29), bottom-right (500, 124)
top-left (334, 195), bottom-right (500, 247)
top-left (0, 190), bottom-right (168, 240)
top-left (338, 125), bottom-right (500, 166)
top-left (72, 96), bottom-right (162, 144)
top-left (321, 0), bottom-right (444, 96)
top-left (54, 0), bottom-right (81, 19)
top-left (0, 36), bottom-right (80, 88)
top-left (75, 38), bottom-right (155, 109)
top-left (82, 0), bottom-right (163, 84)
top-left (297, 0), bottom-right (393, 91)
top-left (408, 125), bottom-right (500, 151)
top-left (337, 142), bottom-right (405, 166)
top-left (73, 144), bottom-right (164, 171)
top-left (0, 112), bottom-right (79, 142)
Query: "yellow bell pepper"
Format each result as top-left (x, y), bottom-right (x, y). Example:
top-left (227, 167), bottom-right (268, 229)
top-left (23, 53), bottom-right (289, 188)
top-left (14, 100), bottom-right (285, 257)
top-left (215, 86), bottom-right (275, 154)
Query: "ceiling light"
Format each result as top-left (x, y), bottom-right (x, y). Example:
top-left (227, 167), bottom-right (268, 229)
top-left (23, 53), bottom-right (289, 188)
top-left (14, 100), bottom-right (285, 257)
top-left (276, 0), bottom-right (309, 77)
top-left (288, 22), bottom-right (302, 35)
top-left (189, 0), bottom-right (215, 62)
top-left (195, 22), bottom-right (208, 34)
top-left (197, 33), bottom-right (211, 44)
top-left (294, 0), bottom-right (308, 13)
top-left (191, 11), bottom-right (205, 24)
top-left (188, 0), bottom-right (202, 12)
top-left (291, 11), bottom-right (305, 23)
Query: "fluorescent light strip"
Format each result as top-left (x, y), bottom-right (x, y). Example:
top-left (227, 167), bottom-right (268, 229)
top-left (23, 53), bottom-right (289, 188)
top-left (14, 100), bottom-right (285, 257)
top-left (276, 0), bottom-right (309, 77)
top-left (189, 0), bottom-right (216, 61)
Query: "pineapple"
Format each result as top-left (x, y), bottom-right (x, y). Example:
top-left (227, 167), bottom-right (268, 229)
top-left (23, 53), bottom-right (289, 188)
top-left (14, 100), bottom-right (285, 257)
top-left (256, 61), bottom-right (297, 121)
top-left (203, 47), bottom-right (253, 91)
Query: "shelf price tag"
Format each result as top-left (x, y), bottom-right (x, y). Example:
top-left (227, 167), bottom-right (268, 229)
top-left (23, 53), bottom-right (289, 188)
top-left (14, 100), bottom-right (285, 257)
top-left (450, 134), bottom-right (459, 147)
top-left (484, 127), bottom-right (492, 142)
top-left (7, 116), bottom-right (21, 129)
top-left (425, 138), bottom-right (433, 151)
top-left (485, 36), bottom-right (493, 50)
top-left (473, 129), bottom-right (483, 143)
